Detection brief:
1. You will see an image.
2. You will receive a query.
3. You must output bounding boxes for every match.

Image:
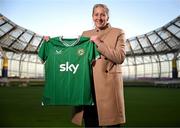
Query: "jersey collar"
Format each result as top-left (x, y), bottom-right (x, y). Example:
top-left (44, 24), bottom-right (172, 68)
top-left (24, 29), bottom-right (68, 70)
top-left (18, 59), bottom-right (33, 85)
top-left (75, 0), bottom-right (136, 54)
top-left (50, 36), bottom-right (90, 47)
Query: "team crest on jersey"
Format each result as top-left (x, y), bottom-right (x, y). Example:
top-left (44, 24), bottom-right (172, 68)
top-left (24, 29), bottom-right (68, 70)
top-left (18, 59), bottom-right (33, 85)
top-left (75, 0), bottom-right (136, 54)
top-left (77, 49), bottom-right (85, 56)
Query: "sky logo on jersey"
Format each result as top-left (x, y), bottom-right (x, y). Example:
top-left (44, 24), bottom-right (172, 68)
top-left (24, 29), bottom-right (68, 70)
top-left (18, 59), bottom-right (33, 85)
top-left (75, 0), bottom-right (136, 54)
top-left (59, 62), bottom-right (79, 74)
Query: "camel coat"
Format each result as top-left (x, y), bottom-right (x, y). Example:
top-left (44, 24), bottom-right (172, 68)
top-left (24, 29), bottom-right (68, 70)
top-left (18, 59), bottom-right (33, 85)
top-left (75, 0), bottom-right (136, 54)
top-left (72, 24), bottom-right (126, 126)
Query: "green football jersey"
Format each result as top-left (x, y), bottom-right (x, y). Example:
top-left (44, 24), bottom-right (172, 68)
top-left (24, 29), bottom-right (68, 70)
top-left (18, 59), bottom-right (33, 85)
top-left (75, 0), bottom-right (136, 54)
top-left (38, 36), bottom-right (100, 106)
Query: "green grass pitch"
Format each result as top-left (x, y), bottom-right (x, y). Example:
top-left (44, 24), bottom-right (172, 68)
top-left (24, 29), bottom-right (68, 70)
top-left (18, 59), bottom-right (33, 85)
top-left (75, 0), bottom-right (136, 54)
top-left (0, 86), bottom-right (180, 127)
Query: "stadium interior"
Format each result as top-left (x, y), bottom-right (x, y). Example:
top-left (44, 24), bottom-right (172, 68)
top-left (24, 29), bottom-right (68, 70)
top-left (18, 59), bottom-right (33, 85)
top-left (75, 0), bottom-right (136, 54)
top-left (0, 13), bottom-right (180, 87)
top-left (0, 14), bottom-right (180, 127)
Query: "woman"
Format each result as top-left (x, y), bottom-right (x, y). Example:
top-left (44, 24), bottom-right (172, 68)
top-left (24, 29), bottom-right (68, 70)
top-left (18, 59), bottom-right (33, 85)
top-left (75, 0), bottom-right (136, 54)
top-left (72, 3), bottom-right (126, 127)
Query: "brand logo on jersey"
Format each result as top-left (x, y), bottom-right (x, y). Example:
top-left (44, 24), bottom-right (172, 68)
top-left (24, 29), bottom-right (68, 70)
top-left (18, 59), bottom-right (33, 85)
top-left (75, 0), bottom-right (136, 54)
top-left (56, 50), bottom-right (62, 54)
top-left (59, 62), bottom-right (79, 74)
top-left (77, 49), bottom-right (85, 56)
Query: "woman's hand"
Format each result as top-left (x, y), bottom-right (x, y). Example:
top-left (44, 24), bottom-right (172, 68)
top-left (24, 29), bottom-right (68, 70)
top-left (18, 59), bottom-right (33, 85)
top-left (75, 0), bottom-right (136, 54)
top-left (90, 35), bottom-right (100, 43)
top-left (90, 35), bottom-right (103, 46)
top-left (43, 36), bottom-right (50, 41)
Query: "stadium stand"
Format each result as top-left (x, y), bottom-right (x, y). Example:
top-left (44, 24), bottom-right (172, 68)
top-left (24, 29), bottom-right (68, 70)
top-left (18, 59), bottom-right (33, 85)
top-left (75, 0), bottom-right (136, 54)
top-left (0, 13), bottom-right (180, 87)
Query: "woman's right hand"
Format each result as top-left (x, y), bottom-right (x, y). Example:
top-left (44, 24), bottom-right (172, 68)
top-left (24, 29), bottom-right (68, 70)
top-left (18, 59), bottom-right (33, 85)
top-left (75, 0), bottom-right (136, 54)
top-left (43, 36), bottom-right (50, 41)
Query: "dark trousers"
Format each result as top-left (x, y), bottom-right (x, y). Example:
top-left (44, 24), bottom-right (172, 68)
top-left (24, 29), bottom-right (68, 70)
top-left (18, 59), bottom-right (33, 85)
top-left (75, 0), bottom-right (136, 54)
top-left (83, 105), bottom-right (121, 128)
top-left (84, 105), bottom-right (99, 127)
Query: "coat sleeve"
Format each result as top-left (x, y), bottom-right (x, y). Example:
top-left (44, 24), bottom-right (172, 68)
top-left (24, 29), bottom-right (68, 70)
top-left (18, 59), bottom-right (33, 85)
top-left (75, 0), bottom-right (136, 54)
top-left (96, 30), bottom-right (126, 64)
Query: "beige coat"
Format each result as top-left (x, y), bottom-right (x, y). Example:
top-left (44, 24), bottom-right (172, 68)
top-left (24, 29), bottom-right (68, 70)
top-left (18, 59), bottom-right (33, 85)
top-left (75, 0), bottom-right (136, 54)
top-left (72, 24), bottom-right (126, 126)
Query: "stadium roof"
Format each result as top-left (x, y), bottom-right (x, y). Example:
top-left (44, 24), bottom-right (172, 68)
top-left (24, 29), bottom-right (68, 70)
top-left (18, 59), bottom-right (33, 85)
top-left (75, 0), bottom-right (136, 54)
top-left (126, 16), bottom-right (180, 57)
top-left (0, 13), bottom-right (180, 57)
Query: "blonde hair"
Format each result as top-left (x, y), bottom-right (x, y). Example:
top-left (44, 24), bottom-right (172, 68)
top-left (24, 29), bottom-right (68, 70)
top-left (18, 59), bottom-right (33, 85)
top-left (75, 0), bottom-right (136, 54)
top-left (92, 4), bottom-right (109, 17)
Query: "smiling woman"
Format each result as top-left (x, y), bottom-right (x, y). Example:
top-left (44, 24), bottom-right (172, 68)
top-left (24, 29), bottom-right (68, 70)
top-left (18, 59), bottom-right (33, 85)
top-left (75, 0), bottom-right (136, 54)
top-left (92, 4), bottom-right (109, 30)
top-left (72, 3), bottom-right (126, 127)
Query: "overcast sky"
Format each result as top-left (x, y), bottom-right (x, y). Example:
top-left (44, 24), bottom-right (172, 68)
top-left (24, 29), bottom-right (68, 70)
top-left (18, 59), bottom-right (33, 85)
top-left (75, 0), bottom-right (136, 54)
top-left (0, 0), bottom-right (179, 38)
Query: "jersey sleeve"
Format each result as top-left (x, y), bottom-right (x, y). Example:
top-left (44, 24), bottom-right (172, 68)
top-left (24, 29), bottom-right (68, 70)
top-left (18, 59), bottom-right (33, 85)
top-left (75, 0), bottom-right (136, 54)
top-left (38, 41), bottom-right (49, 63)
top-left (89, 42), bottom-right (100, 63)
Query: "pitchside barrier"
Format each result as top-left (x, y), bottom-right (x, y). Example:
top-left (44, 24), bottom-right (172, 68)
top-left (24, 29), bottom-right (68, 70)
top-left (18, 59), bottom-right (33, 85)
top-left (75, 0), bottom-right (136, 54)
top-left (153, 80), bottom-right (180, 88)
top-left (124, 78), bottom-right (180, 88)
top-left (0, 77), bottom-right (180, 88)
top-left (0, 77), bottom-right (44, 87)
